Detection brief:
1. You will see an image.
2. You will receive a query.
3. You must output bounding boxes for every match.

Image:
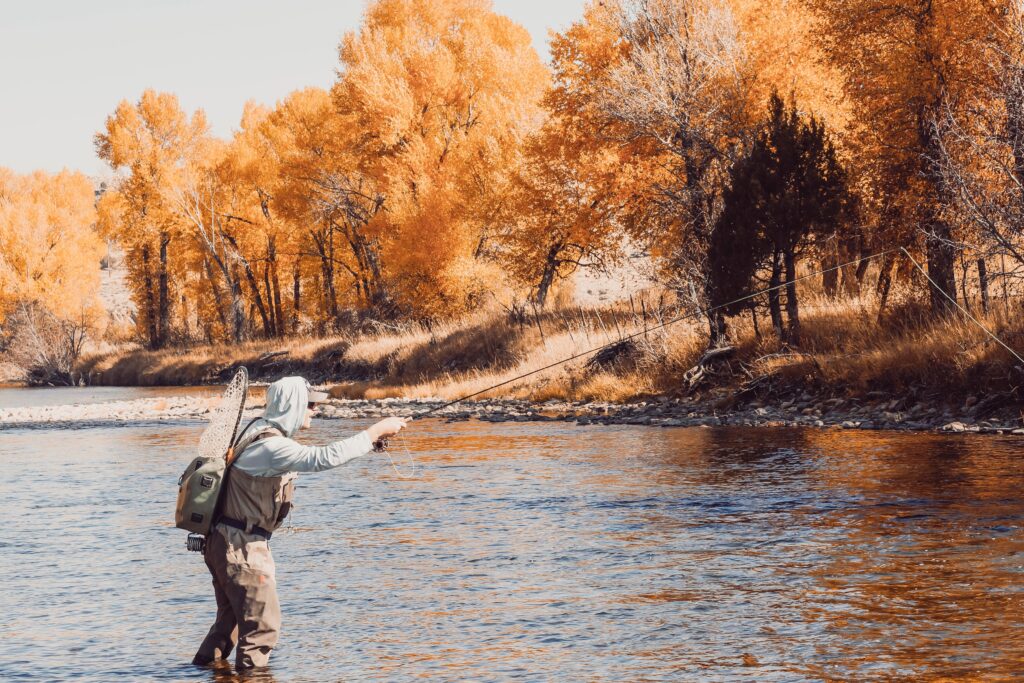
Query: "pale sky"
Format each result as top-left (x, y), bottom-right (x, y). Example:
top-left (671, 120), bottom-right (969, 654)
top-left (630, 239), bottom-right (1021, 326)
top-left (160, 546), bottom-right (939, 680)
top-left (0, 0), bottom-right (587, 177)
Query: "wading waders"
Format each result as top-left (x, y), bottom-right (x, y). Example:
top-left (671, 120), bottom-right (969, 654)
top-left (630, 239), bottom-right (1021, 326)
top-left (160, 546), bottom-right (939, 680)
top-left (194, 432), bottom-right (296, 669)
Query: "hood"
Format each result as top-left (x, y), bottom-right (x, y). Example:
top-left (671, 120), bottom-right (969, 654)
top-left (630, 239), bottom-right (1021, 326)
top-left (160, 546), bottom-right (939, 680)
top-left (260, 376), bottom-right (309, 438)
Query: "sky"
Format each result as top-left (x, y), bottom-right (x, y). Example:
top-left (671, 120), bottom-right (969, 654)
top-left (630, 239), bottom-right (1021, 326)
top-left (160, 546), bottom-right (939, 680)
top-left (0, 0), bottom-right (587, 177)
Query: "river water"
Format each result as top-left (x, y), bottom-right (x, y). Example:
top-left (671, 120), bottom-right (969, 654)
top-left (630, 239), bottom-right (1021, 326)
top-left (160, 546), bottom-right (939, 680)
top-left (1, 390), bottom-right (1023, 681)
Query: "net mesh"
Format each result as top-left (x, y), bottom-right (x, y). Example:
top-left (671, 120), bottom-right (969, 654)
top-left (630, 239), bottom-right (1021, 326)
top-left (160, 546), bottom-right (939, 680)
top-left (197, 367), bottom-right (249, 460)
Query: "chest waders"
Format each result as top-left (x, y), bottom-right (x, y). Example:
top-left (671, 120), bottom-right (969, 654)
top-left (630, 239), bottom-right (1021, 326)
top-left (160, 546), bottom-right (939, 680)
top-left (192, 429), bottom-right (295, 669)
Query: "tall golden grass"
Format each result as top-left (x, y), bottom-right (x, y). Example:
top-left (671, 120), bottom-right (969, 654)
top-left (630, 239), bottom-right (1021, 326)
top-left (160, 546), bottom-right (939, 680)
top-left (77, 282), bottom-right (1024, 406)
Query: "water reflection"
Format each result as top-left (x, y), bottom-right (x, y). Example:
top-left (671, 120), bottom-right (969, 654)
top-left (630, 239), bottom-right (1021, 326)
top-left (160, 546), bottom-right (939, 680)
top-left (1, 421), bottom-right (1022, 681)
top-left (798, 430), bottom-right (1024, 680)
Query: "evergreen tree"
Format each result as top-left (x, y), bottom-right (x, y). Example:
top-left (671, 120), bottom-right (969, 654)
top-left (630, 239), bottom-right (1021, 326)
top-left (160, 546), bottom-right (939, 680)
top-left (708, 94), bottom-right (851, 345)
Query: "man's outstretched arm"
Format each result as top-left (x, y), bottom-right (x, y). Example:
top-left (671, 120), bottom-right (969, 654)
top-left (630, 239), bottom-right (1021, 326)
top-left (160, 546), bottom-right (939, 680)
top-left (235, 417), bottom-right (408, 475)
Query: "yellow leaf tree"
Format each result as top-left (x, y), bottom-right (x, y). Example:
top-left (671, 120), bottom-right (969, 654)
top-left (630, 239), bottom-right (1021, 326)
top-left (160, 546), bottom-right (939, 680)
top-left (330, 0), bottom-right (549, 319)
top-left (810, 0), bottom-right (1005, 314)
top-left (95, 90), bottom-right (207, 347)
top-left (0, 168), bottom-right (104, 380)
top-left (497, 121), bottom-right (623, 307)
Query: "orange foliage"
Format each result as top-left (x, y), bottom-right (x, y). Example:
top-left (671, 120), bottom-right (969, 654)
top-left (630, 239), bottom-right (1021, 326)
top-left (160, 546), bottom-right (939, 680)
top-left (0, 168), bottom-right (103, 325)
top-left (76, 0), bottom-right (1024, 354)
top-left (810, 0), bottom-right (1006, 305)
top-left (331, 0), bottom-right (549, 317)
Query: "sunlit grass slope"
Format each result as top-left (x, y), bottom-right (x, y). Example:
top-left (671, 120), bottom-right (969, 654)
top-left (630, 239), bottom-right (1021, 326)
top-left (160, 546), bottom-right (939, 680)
top-left (78, 288), bottom-right (1024, 409)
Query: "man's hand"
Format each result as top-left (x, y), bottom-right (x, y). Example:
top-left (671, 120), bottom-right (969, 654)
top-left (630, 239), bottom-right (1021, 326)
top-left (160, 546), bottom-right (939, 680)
top-left (367, 417), bottom-right (408, 443)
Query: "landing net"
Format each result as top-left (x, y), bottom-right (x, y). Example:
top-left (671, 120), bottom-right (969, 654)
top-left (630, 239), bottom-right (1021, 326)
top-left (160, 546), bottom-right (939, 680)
top-left (197, 367), bottom-right (249, 460)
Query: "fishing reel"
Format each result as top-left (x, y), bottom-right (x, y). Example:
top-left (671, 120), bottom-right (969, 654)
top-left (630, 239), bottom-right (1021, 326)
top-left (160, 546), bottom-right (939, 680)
top-left (372, 438), bottom-right (389, 453)
top-left (186, 533), bottom-right (206, 553)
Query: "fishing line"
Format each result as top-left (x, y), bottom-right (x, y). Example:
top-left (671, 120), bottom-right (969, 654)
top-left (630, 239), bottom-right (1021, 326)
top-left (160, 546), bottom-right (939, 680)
top-left (377, 247), bottom-right (903, 475)
top-left (900, 247), bottom-right (1024, 364)
top-left (379, 245), bottom-right (1023, 474)
top-left (409, 246), bottom-right (904, 420)
top-left (381, 433), bottom-right (418, 478)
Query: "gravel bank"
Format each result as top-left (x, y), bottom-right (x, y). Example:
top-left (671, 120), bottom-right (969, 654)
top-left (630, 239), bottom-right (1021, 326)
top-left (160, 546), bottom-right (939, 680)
top-left (2, 394), bottom-right (1020, 434)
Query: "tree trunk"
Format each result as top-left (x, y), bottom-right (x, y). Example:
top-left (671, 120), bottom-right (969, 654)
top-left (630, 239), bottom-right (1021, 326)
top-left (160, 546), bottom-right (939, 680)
top-left (821, 245), bottom-right (839, 298)
top-left (220, 233), bottom-right (271, 337)
top-left (876, 252), bottom-right (894, 322)
top-left (784, 249), bottom-right (800, 346)
top-left (840, 230), bottom-right (866, 296)
top-left (313, 268), bottom-right (326, 336)
top-left (141, 244), bottom-right (158, 349)
top-left (1001, 252), bottom-right (1011, 317)
top-left (534, 244), bottom-right (560, 308)
top-left (708, 310), bottom-right (727, 347)
top-left (268, 237), bottom-right (284, 337)
top-left (203, 255), bottom-right (228, 330)
top-left (157, 232), bottom-right (171, 349)
top-left (959, 254), bottom-right (972, 313)
top-left (229, 266), bottom-right (246, 343)
top-left (853, 243), bottom-right (872, 287)
top-left (292, 262), bottom-right (301, 334)
top-left (978, 257), bottom-right (990, 315)
top-left (241, 262), bottom-right (271, 338)
top-left (326, 231), bottom-right (338, 325)
top-left (919, 101), bottom-right (959, 316)
top-left (263, 264), bottom-right (276, 336)
top-left (311, 230), bottom-right (337, 330)
top-left (768, 249), bottom-right (784, 340)
top-left (349, 229), bottom-right (387, 311)
top-left (320, 253), bottom-right (336, 325)
top-left (925, 218), bottom-right (957, 315)
top-left (363, 239), bottom-right (387, 310)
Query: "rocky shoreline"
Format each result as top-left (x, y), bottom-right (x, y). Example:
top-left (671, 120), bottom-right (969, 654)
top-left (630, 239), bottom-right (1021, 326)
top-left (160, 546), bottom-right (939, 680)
top-left (2, 393), bottom-right (1021, 434)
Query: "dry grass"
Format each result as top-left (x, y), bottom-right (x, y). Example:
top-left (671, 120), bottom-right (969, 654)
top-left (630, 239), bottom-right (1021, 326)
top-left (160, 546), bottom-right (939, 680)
top-left (77, 286), bottom-right (1024, 408)
top-left (77, 335), bottom-right (352, 386)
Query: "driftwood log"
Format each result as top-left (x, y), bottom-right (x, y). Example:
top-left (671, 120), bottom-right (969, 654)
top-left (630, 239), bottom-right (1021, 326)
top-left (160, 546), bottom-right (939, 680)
top-left (680, 345), bottom-right (735, 391)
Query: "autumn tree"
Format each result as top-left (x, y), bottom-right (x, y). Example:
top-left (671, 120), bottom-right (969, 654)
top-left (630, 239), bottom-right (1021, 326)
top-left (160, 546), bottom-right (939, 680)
top-left (98, 90), bottom-right (292, 344)
top-left (265, 87), bottom-right (378, 330)
top-left (932, 0), bottom-right (1024, 312)
top-left (811, 0), bottom-right (1004, 315)
top-left (330, 0), bottom-right (548, 319)
top-left (0, 168), bottom-right (104, 382)
top-left (221, 103), bottom-right (299, 339)
top-left (95, 90), bottom-right (207, 348)
top-left (547, 0), bottom-right (786, 351)
top-left (497, 122), bottom-right (622, 307)
top-left (544, 0), bottom-right (871, 345)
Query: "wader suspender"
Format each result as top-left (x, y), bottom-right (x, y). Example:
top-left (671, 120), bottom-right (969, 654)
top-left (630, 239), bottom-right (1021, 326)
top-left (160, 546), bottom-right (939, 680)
top-left (211, 419), bottom-right (283, 543)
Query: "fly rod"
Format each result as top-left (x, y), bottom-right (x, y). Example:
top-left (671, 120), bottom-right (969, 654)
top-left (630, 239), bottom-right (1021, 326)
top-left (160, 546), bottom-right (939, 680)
top-left (409, 246), bottom-right (905, 420)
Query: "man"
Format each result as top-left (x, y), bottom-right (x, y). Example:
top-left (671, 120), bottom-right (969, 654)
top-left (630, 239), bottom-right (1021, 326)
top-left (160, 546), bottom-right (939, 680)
top-left (192, 376), bottom-right (407, 670)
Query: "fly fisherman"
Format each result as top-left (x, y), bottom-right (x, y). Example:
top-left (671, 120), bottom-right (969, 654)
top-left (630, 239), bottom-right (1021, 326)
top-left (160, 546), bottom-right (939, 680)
top-left (192, 376), bottom-right (407, 670)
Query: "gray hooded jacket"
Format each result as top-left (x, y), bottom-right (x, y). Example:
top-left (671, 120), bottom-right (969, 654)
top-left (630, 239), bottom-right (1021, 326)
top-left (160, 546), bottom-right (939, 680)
top-left (232, 377), bottom-right (373, 477)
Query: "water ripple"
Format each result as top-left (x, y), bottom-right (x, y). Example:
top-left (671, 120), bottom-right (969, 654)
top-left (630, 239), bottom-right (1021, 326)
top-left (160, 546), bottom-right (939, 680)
top-left (1, 422), bottom-right (1023, 680)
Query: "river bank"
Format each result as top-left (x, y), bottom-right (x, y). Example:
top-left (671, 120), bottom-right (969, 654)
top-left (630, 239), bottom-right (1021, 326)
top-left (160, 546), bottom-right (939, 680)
top-left (2, 392), bottom-right (1020, 434)
top-left (64, 300), bottom-right (1024, 435)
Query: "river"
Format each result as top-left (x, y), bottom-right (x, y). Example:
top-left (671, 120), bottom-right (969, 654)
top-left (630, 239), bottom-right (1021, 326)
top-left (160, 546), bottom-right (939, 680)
top-left (1, 388), bottom-right (1022, 681)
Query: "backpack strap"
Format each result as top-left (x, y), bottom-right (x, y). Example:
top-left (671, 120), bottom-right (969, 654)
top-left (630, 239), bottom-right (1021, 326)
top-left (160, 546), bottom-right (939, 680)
top-left (212, 419), bottom-right (284, 537)
top-left (233, 419), bottom-right (284, 453)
